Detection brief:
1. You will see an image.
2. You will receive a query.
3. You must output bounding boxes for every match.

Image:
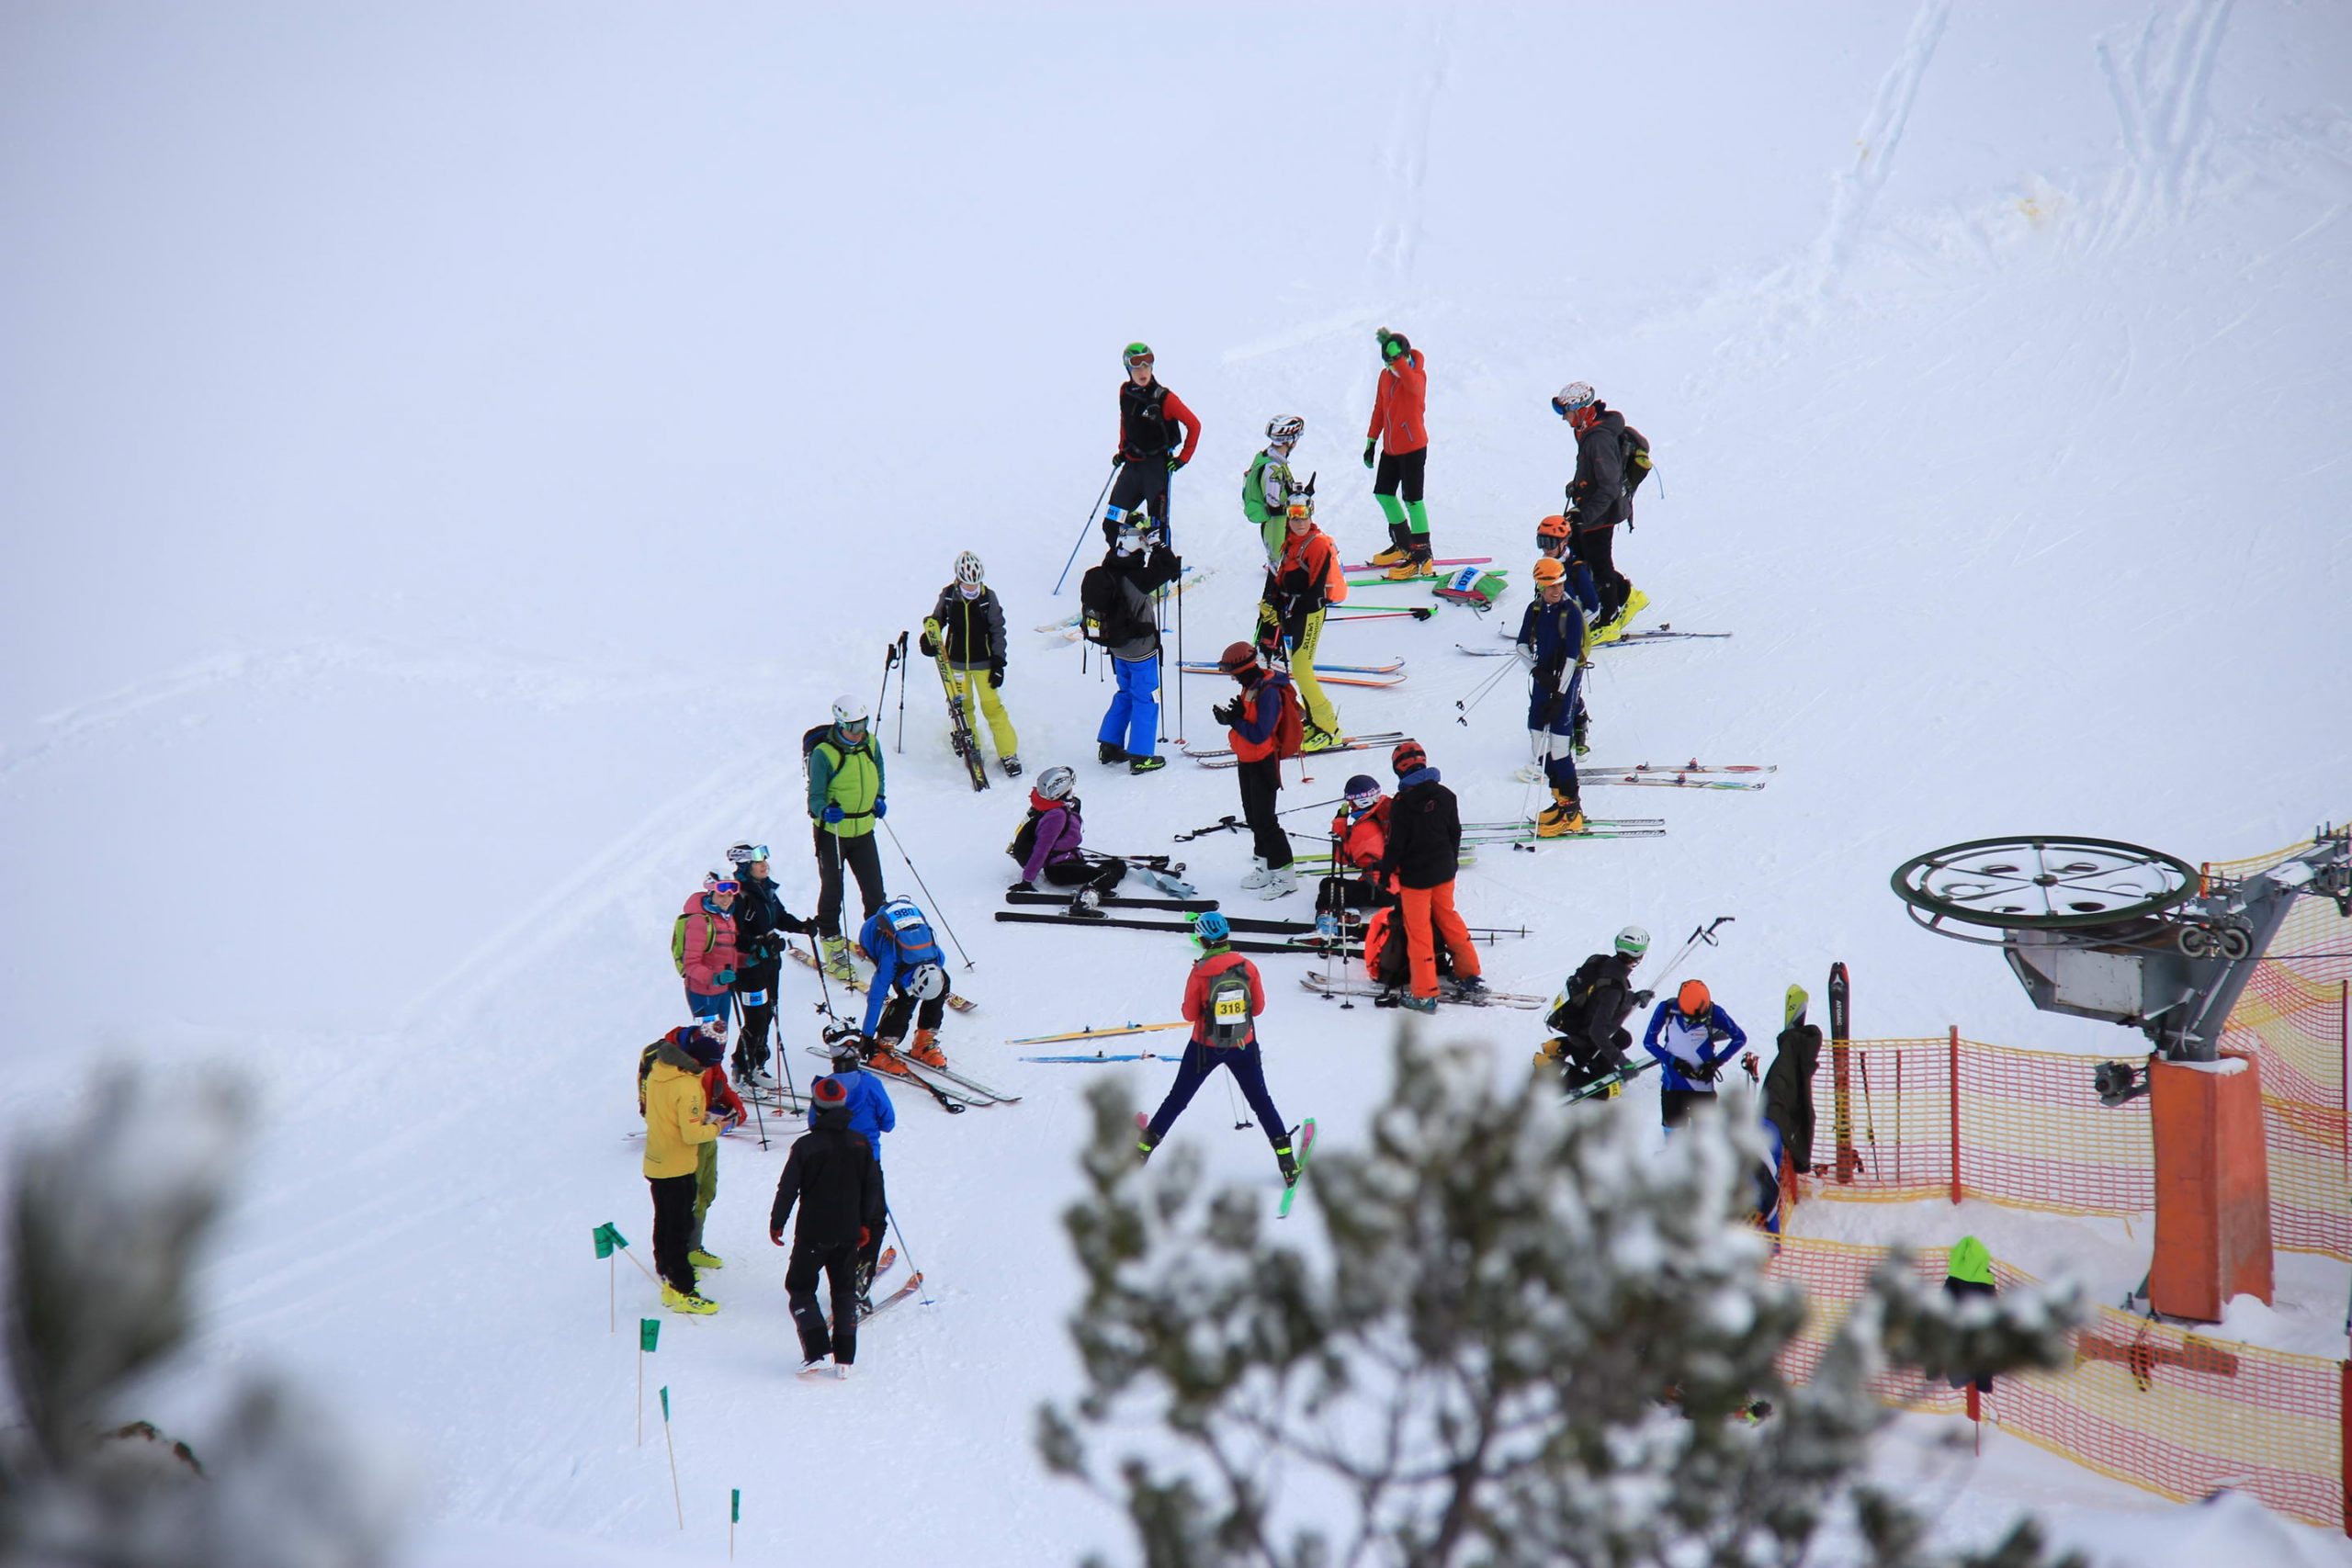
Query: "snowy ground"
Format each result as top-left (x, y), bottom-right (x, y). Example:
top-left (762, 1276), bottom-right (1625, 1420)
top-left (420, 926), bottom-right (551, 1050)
top-left (4, 3), bottom-right (2350, 1563)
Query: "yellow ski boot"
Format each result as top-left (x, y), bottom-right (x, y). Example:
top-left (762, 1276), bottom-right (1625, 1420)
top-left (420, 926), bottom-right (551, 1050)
top-left (1535, 790), bottom-right (1589, 839)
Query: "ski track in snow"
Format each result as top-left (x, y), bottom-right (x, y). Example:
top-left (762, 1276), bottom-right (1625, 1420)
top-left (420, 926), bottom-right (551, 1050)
top-left (1811, 0), bottom-right (1951, 298)
top-left (1365, 7), bottom-right (1450, 293)
top-left (2095, 0), bottom-right (2236, 248)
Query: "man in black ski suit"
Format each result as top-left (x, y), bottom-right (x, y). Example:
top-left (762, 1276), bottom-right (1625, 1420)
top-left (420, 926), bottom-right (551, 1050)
top-left (770, 1076), bottom-right (887, 1375)
top-left (1538, 927), bottom-right (1654, 1094)
top-left (1102, 343), bottom-right (1203, 545)
top-left (725, 841), bottom-right (809, 1087)
top-left (1765, 986), bottom-right (1822, 1177)
top-left (1553, 380), bottom-right (1649, 628)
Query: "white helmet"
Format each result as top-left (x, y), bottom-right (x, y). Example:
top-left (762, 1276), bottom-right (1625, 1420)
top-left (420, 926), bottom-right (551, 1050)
top-left (1035, 764), bottom-right (1077, 801)
top-left (955, 550), bottom-right (985, 587)
top-left (907, 963), bottom-right (947, 1001)
top-left (832, 694), bottom-right (870, 728)
top-left (1265, 414), bottom-right (1304, 446)
top-left (1614, 924), bottom-right (1650, 957)
top-left (1553, 381), bottom-right (1596, 417)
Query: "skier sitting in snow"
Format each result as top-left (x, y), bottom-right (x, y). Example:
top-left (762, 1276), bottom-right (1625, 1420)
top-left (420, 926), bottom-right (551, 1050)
top-left (1316, 773), bottom-right (1395, 939)
top-left (1641, 979), bottom-right (1748, 1131)
top-left (1535, 925), bottom-right (1655, 1096)
top-left (771, 1075), bottom-right (886, 1379)
top-left (856, 896), bottom-right (951, 1074)
top-left (922, 550), bottom-right (1021, 780)
top-left (1006, 765), bottom-right (1125, 902)
top-left (814, 1032), bottom-right (897, 1298)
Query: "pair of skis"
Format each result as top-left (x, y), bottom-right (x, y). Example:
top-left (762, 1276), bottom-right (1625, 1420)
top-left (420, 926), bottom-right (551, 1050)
top-left (1136, 1112), bottom-right (1319, 1217)
top-left (1035, 565), bottom-right (1218, 640)
top-left (786, 945), bottom-right (978, 1014)
top-left (1177, 659), bottom-right (1406, 690)
top-left (1181, 730), bottom-right (1412, 769)
top-left (1300, 971), bottom-right (1549, 1010)
top-left (799, 1043), bottom-right (1020, 1112)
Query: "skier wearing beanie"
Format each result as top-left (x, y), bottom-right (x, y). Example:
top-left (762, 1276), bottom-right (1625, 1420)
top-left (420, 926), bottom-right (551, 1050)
top-left (814, 1032), bottom-right (897, 1297)
top-left (639, 1022), bottom-right (722, 1315)
top-left (1136, 911), bottom-right (1303, 1190)
top-left (1210, 641), bottom-right (1303, 899)
top-left (1641, 978), bottom-right (1748, 1131)
top-left (771, 1074), bottom-right (886, 1377)
top-left (1377, 739), bottom-right (1485, 1011)
top-left (678, 1020), bottom-right (747, 1273)
top-left (1005, 765), bottom-right (1126, 898)
top-left (1363, 327), bottom-right (1434, 579)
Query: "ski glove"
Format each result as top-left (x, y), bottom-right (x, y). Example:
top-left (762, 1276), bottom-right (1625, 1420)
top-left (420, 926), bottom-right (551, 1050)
top-left (1166, 455), bottom-right (1187, 473)
top-left (918, 629), bottom-right (937, 658)
top-left (873, 797), bottom-right (888, 819)
top-left (821, 805), bottom-right (845, 825)
top-left (770, 1228), bottom-right (785, 1247)
top-left (857, 1226), bottom-right (873, 1249)
top-left (1008, 880), bottom-right (1036, 894)
top-left (989, 660), bottom-right (1006, 686)
top-left (1632, 989), bottom-right (1655, 1008)
top-left (1212, 701), bottom-right (1240, 727)
top-left (716, 967), bottom-right (736, 986)
top-left (1363, 439), bottom-right (1377, 468)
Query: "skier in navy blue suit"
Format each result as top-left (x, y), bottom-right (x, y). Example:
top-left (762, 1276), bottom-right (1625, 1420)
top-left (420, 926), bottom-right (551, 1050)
top-left (1642, 978), bottom-right (1748, 1131)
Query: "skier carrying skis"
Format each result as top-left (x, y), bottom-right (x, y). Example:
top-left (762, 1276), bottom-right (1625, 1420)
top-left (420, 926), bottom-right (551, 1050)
top-left (1210, 641), bottom-right (1302, 900)
top-left (856, 895), bottom-right (951, 1073)
top-left (1103, 343), bottom-right (1202, 546)
top-left (1765, 985), bottom-right (1821, 1179)
top-left (725, 841), bottom-right (810, 1088)
top-left (1255, 476), bottom-right (1346, 751)
top-left (816, 1032), bottom-right (897, 1299)
top-left (679, 1021), bottom-right (747, 1273)
top-left (673, 871), bottom-right (742, 1025)
top-left (1080, 513), bottom-right (1182, 774)
top-left (1136, 911), bottom-right (1303, 1190)
top-left (640, 1023), bottom-right (723, 1314)
top-left (1378, 739), bottom-right (1485, 1012)
top-left (1535, 926), bottom-right (1654, 1096)
top-left (770, 1075), bottom-right (886, 1378)
top-left (1641, 979), bottom-right (1749, 1131)
top-left (1552, 380), bottom-right (1652, 636)
top-left (1363, 327), bottom-right (1433, 579)
top-left (1242, 414), bottom-right (1305, 564)
top-left (1518, 557), bottom-right (1591, 838)
top-left (922, 551), bottom-right (1022, 779)
top-left (1006, 765), bottom-right (1126, 900)
top-left (808, 696), bottom-right (889, 980)
top-left (1316, 773), bottom-right (1394, 938)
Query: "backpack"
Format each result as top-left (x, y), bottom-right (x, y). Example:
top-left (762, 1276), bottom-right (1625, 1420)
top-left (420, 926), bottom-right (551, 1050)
top-left (1007, 798), bottom-right (1076, 870)
top-left (1620, 423), bottom-right (1653, 508)
top-left (671, 908), bottom-right (717, 976)
top-left (1202, 960), bottom-right (1255, 1046)
top-left (1270, 672), bottom-right (1305, 760)
top-left (1078, 562), bottom-right (1149, 648)
top-left (1433, 567), bottom-right (1507, 611)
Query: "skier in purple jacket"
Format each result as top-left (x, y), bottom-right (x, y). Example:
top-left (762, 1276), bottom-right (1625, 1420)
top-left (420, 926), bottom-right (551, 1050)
top-left (1005, 766), bottom-right (1126, 900)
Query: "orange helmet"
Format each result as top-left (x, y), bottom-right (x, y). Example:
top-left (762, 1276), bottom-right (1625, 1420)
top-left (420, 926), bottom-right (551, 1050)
top-left (1678, 979), bottom-right (1711, 1015)
top-left (1532, 558), bottom-right (1567, 585)
top-left (1537, 513), bottom-right (1570, 539)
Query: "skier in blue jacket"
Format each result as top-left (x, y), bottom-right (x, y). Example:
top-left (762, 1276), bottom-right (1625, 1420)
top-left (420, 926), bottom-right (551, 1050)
top-left (815, 1032), bottom-right (899, 1298)
top-left (857, 897), bottom-right (950, 1073)
top-left (1642, 978), bottom-right (1747, 1131)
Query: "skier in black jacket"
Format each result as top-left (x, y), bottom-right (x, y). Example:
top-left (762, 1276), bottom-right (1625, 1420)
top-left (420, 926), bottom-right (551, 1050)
top-left (1765, 985), bottom-right (1822, 1177)
top-left (770, 1076), bottom-right (887, 1376)
top-left (1552, 381), bottom-right (1649, 631)
top-left (1376, 739), bottom-right (1484, 1013)
top-left (1102, 343), bottom-right (1203, 545)
top-left (921, 550), bottom-right (1022, 779)
top-left (726, 841), bottom-right (810, 1088)
top-left (1537, 926), bottom-right (1655, 1094)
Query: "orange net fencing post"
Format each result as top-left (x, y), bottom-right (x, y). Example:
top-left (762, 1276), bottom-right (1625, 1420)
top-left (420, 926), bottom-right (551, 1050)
top-left (1768, 1236), bottom-right (2348, 1532)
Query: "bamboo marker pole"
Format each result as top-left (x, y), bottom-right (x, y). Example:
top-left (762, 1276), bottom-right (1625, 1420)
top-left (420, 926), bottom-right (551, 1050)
top-left (660, 1386), bottom-right (684, 1529)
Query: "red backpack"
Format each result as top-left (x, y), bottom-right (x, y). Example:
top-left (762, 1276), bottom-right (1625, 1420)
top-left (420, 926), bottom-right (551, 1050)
top-left (1271, 671), bottom-right (1305, 760)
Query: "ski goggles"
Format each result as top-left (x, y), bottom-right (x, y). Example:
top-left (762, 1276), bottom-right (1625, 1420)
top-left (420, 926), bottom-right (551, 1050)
top-left (1346, 788), bottom-right (1382, 810)
top-left (704, 874), bottom-right (742, 896)
top-left (1123, 349), bottom-right (1154, 370)
top-left (735, 845), bottom-right (768, 864)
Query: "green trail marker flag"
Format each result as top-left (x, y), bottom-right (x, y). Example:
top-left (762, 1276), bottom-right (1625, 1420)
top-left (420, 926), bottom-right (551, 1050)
top-left (639, 1317), bottom-right (661, 1353)
top-left (660, 1385), bottom-right (671, 1422)
top-left (731, 1489), bottom-right (741, 1523)
top-left (594, 1222), bottom-right (628, 1258)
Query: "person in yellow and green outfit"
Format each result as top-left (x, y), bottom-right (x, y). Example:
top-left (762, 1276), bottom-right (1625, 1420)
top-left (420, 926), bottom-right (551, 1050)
top-left (921, 551), bottom-right (1021, 779)
top-left (639, 1022), bottom-right (725, 1314)
top-left (1254, 476), bottom-right (1346, 751)
top-left (808, 695), bottom-right (888, 980)
top-left (1241, 415), bottom-right (1304, 564)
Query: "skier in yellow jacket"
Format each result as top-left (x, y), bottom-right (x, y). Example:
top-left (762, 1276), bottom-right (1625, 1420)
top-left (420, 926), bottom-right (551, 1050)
top-left (640, 1022), bottom-right (724, 1314)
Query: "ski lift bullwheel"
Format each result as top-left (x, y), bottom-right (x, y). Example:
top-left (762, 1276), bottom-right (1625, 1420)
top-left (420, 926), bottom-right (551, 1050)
top-left (1891, 836), bottom-right (2199, 932)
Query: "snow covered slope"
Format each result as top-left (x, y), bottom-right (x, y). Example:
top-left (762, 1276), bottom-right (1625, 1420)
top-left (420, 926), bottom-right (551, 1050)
top-left (3, 3), bottom-right (2347, 1562)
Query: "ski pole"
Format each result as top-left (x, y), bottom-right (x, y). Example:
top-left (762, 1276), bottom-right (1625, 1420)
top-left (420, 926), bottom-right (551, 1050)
top-left (879, 820), bottom-right (974, 970)
top-left (887, 1206), bottom-right (934, 1305)
top-left (1169, 482), bottom-right (1184, 744)
top-left (894, 630), bottom-right (909, 754)
top-left (1054, 468), bottom-right (1117, 595)
top-left (1454, 659), bottom-right (1517, 725)
top-left (805, 932), bottom-right (842, 1027)
top-left (1652, 917), bottom-right (1736, 989)
top-left (1276, 795), bottom-right (1345, 818)
top-left (873, 637), bottom-right (899, 747)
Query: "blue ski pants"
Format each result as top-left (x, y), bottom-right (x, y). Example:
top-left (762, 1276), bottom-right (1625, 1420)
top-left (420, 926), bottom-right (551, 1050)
top-left (1528, 666), bottom-right (1584, 797)
top-left (1098, 652), bottom-right (1160, 759)
top-left (1146, 1040), bottom-right (1287, 1151)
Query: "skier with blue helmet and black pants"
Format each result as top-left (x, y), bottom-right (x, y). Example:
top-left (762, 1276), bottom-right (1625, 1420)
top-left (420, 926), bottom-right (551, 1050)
top-left (1136, 912), bottom-right (1302, 1189)
top-left (1642, 978), bottom-right (1748, 1131)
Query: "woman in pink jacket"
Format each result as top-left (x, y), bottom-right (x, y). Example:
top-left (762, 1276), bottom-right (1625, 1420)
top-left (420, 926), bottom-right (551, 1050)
top-left (675, 872), bottom-right (742, 1024)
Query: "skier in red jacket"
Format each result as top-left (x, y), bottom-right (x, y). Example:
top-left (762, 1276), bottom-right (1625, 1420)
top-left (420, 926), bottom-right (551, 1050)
top-left (1103, 342), bottom-right (1203, 545)
top-left (1363, 327), bottom-right (1432, 579)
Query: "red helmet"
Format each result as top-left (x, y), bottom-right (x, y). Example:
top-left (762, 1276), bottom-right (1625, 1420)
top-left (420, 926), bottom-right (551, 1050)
top-left (1218, 641), bottom-right (1260, 675)
top-left (1391, 739), bottom-right (1427, 775)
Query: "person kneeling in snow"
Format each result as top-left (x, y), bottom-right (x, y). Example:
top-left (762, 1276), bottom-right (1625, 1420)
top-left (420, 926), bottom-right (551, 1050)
top-left (771, 1076), bottom-right (885, 1378)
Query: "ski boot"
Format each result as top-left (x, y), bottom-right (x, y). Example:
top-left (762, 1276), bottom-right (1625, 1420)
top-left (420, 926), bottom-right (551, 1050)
top-left (1128, 753), bottom-right (1167, 775)
top-left (1136, 1121), bottom-right (1160, 1164)
top-left (1238, 855), bottom-right (1276, 890)
top-left (1001, 753), bottom-right (1023, 778)
top-left (1315, 911), bottom-right (1340, 942)
top-left (908, 1028), bottom-right (947, 1069)
top-left (1099, 740), bottom-right (1127, 765)
top-left (687, 1247), bottom-right (725, 1270)
top-left (662, 1284), bottom-right (718, 1316)
top-left (1069, 886), bottom-right (1107, 919)
top-left (1259, 863), bottom-right (1298, 900)
top-left (819, 935), bottom-right (856, 981)
top-left (1398, 993), bottom-right (1439, 1015)
top-left (1535, 790), bottom-right (1588, 839)
top-left (1445, 975), bottom-right (1490, 1003)
top-left (1365, 525), bottom-right (1412, 569)
top-left (866, 1040), bottom-right (912, 1077)
top-left (1300, 725), bottom-right (1341, 753)
top-left (1385, 547), bottom-right (1434, 581)
top-left (1276, 1143), bottom-right (1301, 1187)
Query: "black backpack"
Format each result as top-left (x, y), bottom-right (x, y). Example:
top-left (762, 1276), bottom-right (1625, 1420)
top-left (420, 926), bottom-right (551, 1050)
top-left (1078, 563), bottom-right (1148, 648)
top-left (1007, 797), bottom-right (1079, 869)
top-left (1620, 423), bottom-right (1653, 505)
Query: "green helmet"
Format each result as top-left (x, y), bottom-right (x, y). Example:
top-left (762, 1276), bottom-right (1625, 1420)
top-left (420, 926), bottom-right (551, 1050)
top-left (1123, 342), bottom-right (1154, 369)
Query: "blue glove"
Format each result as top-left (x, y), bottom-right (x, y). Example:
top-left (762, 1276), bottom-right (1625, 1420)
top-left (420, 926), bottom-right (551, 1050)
top-left (822, 804), bottom-right (844, 825)
top-left (716, 968), bottom-right (736, 986)
top-left (874, 797), bottom-right (888, 819)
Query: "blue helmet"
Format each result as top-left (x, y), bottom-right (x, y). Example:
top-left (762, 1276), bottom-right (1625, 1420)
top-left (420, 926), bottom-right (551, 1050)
top-left (1192, 910), bottom-right (1231, 945)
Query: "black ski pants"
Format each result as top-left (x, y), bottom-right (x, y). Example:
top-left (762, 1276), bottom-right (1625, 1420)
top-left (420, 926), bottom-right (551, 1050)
top-left (1104, 459), bottom-right (1171, 544)
top-left (1043, 855), bottom-right (1126, 893)
top-left (812, 827), bottom-right (886, 941)
top-left (1373, 447), bottom-right (1427, 504)
top-left (874, 992), bottom-right (946, 1043)
top-left (733, 956), bottom-right (783, 1074)
top-left (1316, 874), bottom-right (1385, 917)
top-left (1660, 1088), bottom-right (1717, 1131)
top-left (786, 1236), bottom-right (862, 1366)
top-left (1572, 525), bottom-right (1630, 625)
top-left (648, 1173), bottom-right (699, 1297)
top-left (1145, 1040), bottom-right (1287, 1151)
top-left (1236, 757), bottom-right (1289, 870)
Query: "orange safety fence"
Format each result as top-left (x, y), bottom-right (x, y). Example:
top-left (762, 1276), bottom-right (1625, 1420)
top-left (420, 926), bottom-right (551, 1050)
top-left (1768, 1235), bottom-right (2347, 1532)
top-left (1805, 827), bottom-right (2352, 1258)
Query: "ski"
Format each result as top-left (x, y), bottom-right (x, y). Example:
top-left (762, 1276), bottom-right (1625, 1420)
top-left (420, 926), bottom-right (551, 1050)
top-left (786, 946), bottom-right (977, 1012)
top-left (1565, 1057), bottom-right (1658, 1103)
top-left (1021, 1050), bottom-right (1182, 1064)
top-left (1180, 665), bottom-right (1405, 689)
top-left (1182, 731), bottom-right (1411, 767)
top-left (1300, 972), bottom-right (1548, 1009)
top-left (858, 1270), bottom-right (925, 1321)
top-left (1579, 761), bottom-right (1776, 775)
top-left (1340, 554), bottom-right (1490, 573)
top-left (798, 1045), bottom-right (987, 1111)
top-left (1464, 827), bottom-right (1670, 843)
top-left (931, 637), bottom-right (990, 794)
top-left (1583, 773), bottom-right (1765, 792)
top-left (1462, 818), bottom-right (1662, 829)
top-left (992, 908), bottom-right (1320, 942)
top-left (1455, 642), bottom-right (1527, 658)
top-left (1277, 1119), bottom-right (1317, 1219)
top-left (905, 1057), bottom-right (1023, 1104)
top-left (1599, 630), bottom-right (1733, 646)
top-left (1004, 890), bottom-right (1220, 913)
top-left (1181, 657), bottom-right (1405, 676)
top-left (1008, 1020), bottom-right (1188, 1047)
